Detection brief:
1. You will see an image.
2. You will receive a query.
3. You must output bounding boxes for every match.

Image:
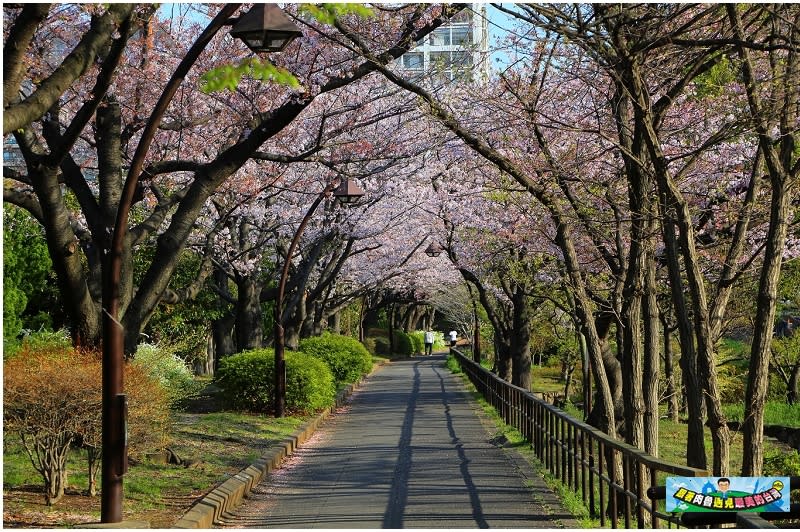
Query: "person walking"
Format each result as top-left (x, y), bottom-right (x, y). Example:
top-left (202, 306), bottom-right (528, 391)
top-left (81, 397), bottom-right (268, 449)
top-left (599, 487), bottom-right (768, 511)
top-left (424, 329), bottom-right (435, 356)
top-left (449, 329), bottom-right (458, 348)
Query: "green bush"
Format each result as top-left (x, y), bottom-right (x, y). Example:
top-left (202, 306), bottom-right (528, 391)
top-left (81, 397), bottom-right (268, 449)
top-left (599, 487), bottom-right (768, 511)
top-left (367, 332), bottom-right (414, 356)
top-left (298, 333), bottom-right (372, 387)
top-left (394, 331), bottom-right (413, 356)
top-left (408, 331), bottom-right (424, 354)
top-left (132, 343), bottom-right (202, 408)
top-left (286, 351), bottom-right (336, 413)
top-left (215, 348), bottom-right (335, 414)
top-left (362, 336), bottom-right (377, 355)
top-left (764, 448), bottom-right (800, 476)
top-left (374, 336), bottom-right (390, 355)
top-left (4, 328), bottom-right (72, 360)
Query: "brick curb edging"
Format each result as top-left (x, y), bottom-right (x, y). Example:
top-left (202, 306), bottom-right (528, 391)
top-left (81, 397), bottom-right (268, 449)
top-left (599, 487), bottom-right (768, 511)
top-left (173, 360), bottom-right (387, 528)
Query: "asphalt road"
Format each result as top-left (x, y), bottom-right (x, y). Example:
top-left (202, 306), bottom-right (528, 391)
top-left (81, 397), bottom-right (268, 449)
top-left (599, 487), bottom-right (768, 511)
top-left (217, 354), bottom-right (573, 529)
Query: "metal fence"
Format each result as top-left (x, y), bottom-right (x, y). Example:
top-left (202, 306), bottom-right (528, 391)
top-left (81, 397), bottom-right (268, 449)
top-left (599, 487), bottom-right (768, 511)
top-left (451, 349), bottom-right (707, 528)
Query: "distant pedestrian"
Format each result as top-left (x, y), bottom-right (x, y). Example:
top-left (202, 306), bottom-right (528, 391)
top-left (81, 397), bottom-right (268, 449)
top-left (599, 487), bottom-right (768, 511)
top-left (449, 330), bottom-right (457, 347)
top-left (424, 329), bottom-right (435, 356)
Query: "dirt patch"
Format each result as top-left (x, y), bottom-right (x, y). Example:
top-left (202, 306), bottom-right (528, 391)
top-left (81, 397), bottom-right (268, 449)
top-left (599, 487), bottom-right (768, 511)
top-left (3, 487), bottom-right (99, 528)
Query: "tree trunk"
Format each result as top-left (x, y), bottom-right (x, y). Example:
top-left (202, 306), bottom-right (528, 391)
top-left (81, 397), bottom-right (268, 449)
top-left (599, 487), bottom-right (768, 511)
top-left (616, 77), bottom-right (646, 451)
top-left (46, 459), bottom-right (67, 506)
top-left (25, 154), bottom-right (102, 347)
top-left (621, 268), bottom-right (645, 449)
top-left (329, 311), bottom-right (341, 334)
top-left (788, 364), bottom-right (800, 406)
top-left (194, 335), bottom-right (214, 376)
top-left (405, 304), bottom-right (425, 332)
top-left (661, 201), bottom-right (707, 468)
top-left (358, 297), bottom-right (366, 342)
top-left (212, 312), bottom-right (235, 366)
top-left (87, 446), bottom-right (100, 497)
top-left (235, 277), bottom-right (263, 351)
top-left (471, 302), bottom-right (482, 363)
top-left (642, 229), bottom-right (660, 457)
top-left (495, 335), bottom-right (513, 381)
top-left (510, 287), bottom-right (532, 390)
top-left (388, 304), bottom-right (396, 354)
top-left (742, 182), bottom-right (793, 475)
top-left (579, 331), bottom-right (592, 420)
top-left (663, 322), bottom-right (680, 422)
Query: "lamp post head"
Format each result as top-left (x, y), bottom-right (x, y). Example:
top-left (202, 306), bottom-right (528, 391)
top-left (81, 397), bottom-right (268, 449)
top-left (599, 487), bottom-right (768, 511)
top-left (230, 4), bottom-right (303, 53)
top-left (425, 242), bottom-right (444, 257)
top-left (333, 178), bottom-right (365, 205)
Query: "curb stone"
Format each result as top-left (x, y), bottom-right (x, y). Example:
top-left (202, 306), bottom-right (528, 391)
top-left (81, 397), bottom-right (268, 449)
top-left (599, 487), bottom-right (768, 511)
top-left (172, 359), bottom-right (388, 528)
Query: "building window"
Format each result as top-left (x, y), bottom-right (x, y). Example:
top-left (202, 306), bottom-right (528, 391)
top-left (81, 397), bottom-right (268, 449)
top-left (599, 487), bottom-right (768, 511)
top-left (451, 51), bottom-right (472, 67)
top-left (429, 27), bottom-right (451, 46)
top-left (402, 52), bottom-right (424, 70)
top-left (451, 26), bottom-right (473, 46)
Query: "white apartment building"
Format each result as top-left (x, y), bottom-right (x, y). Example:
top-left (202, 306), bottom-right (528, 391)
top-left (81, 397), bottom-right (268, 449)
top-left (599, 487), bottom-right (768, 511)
top-left (398, 4), bottom-right (489, 82)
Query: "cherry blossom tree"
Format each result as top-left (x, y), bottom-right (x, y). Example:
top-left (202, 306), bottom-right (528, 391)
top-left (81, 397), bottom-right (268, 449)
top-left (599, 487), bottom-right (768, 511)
top-left (3, 3), bottom-right (466, 354)
top-left (725, 4), bottom-right (800, 476)
top-left (340, 4), bottom-right (800, 485)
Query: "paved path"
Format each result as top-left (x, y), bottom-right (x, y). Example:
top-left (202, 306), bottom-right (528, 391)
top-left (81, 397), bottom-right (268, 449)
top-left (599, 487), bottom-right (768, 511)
top-left (217, 355), bottom-right (573, 529)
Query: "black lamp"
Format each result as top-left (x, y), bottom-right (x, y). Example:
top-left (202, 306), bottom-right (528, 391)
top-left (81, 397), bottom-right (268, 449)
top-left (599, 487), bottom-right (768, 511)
top-left (230, 4), bottom-right (303, 53)
top-left (333, 178), bottom-right (365, 205)
top-left (425, 242), bottom-right (443, 257)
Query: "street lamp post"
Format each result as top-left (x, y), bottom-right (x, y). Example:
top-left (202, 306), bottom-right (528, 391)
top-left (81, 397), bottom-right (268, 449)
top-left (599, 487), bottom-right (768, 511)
top-left (274, 178), bottom-right (364, 417)
top-left (230, 3), bottom-right (303, 53)
top-left (100, 5), bottom-right (301, 522)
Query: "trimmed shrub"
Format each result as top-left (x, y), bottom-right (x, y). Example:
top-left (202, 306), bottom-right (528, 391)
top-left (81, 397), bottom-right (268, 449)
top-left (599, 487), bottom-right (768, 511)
top-left (368, 332), bottom-right (415, 356)
top-left (3, 344), bottom-right (170, 503)
top-left (362, 336), bottom-right (377, 355)
top-left (286, 351), bottom-right (336, 413)
top-left (132, 343), bottom-right (202, 408)
top-left (408, 331), bottom-right (424, 354)
top-left (393, 331), bottom-right (413, 356)
top-left (215, 350), bottom-right (272, 411)
top-left (215, 348), bottom-right (335, 414)
top-left (374, 337), bottom-right (390, 355)
top-left (299, 333), bottom-right (372, 387)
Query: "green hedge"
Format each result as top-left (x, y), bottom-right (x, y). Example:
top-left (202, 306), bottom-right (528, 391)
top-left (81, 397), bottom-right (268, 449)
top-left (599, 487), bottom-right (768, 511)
top-left (367, 332), bottom-right (417, 356)
top-left (408, 331), bottom-right (424, 354)
top-left (215, 348), bottom-right (335, 414)
top-left (298, 333), bottom-right (372, 387)
top-left (394, 331), bottom-right (413, 356)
